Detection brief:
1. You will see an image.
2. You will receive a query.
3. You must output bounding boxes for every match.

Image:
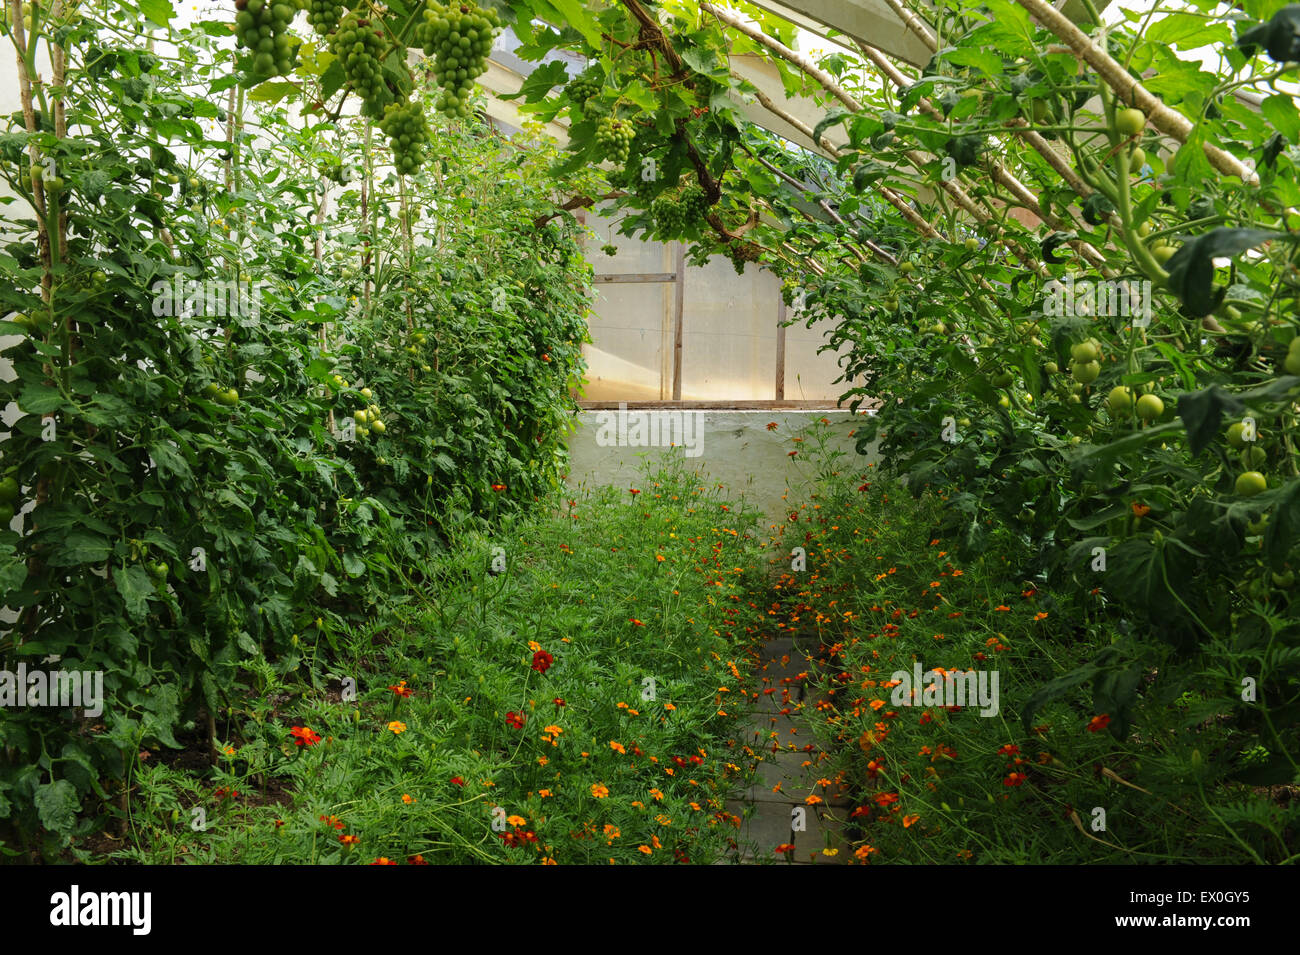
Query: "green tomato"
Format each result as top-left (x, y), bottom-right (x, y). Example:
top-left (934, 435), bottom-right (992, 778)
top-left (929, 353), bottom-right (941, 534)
top-left (1135, 393), bottom-right (1163, 421)
top-left (1044, 361), bottom-right (1058, 375)
top-left (1129, 146), bottom-right (1146, 169)
top-left (1070, 341), bottom-right (1101, 363)
top-left (1107, 386), bottom-right (1135, 415)
top-left (1227, 422), bottom-right (1255, 448)
top-left (964, 237), bottom-right (979, 252)
top-left (1236, 471), bottom-right (1267, 497)
top-left (1115, 108), bottom-right (1146, 138)
top-left (1152, 245), bottom-right (1176, 265)
top-left (992, 370), bottom-right (1015, 388)
top-left (0, 477), bottom-right (18, 503)
top-left (1071, 360), bottom-right (1101, 384)
top-left (997, 394), bottom-right (1011, 409)
top-left (1241, 446), bottom-right (1267, 469)
top-left (371, 420), bottom-right (386, 434)
top-left (1284, 350), bottom-right (1300, 375)
top-left (898, 262), bottom-right (915, 275)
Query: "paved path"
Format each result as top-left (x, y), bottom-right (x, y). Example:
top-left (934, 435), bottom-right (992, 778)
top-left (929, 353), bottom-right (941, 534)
top-left (724, 631), bottom-right (850, 864)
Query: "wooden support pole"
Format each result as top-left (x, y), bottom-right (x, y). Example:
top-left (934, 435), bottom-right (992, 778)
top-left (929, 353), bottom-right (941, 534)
top-left (671, 242), bottom-right (686, 401)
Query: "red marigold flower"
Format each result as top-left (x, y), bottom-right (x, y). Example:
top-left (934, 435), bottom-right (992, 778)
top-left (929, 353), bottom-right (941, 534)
top-left (290, 726), bottom-right (321, 747)
top-left (491, 484), bottom-right (507, 492)
top-left (1086, 713), bottom-right (1111, 733)
top-left (369, 857), bottom-right (398, 865)
top-left (408, 854), bottom-right (429, 865)
top-left (997, 744), bottom-right (1021, 756)
top-left (553, 697), bottom-right (566, 707)
top-left (766, 422), bottom-right (779, 431)
top-left (450, 776), bottom-right (465, 787)
top-left (774, 843), bottom-right (796, 854)
top-left (531, 650), bottom-right (554, 674)
top-left (388, 680), bottom-right (413, 698)
top-left (339, 834), bottom-right (360, 846)
top-left (629, 488), bottom-right (640, 495)
top-left (1004, 772), bottom-right (1028, 787)
top-left (506, 711), bottom-right (526, 730)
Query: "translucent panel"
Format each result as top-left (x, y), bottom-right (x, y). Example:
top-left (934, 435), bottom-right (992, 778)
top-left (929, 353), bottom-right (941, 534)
top-left (679, 260), bottom-right (780, 401)
top-left (784, 312), bottom-right (855, 402)
top-left (581, 283), bottom-right (671, 401)
top-left (577, 203), bottom-right (853, 403)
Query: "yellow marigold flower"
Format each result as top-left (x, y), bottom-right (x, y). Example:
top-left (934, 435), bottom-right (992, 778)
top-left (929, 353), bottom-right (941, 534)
top-left (387, 721), bottom-right (407, 734)
top-left (542, 857), bottom-right (557, 865)
top-left (544, 725), bottom-right (563, 735)
top-left (590, 783), bottom-right (610, 799)
top-left (822, 847), bottom-right (839, 857)
top-left (507, 815), bottom-right (527, 827)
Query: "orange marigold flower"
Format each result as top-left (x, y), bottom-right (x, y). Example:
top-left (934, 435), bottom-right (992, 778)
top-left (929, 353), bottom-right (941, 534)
top-left (388, 680), bottom-right (413, 698)
top-left (590, 783), bottom-right (610, 799)
top-left (610, 741), bottom-right (626, 754)
top-left (1086, 713), bottom-right (1111, 733)
top-left (1132, 502), bottom-right (1151, 518)
top-left (339, 834), bottom-right (360, 846)
top-left (387, 720), bottom-right (407, 734)
top-left (290, 726), bottom-right (321, 747)
top-left (401, 793), bottom-right (416, 804)
top-left (902, 814), bottom-right (920, 828)
top-left (638, 845), bottom-right (653, 854)
top-left (507, 815), bottom-right (527, 827)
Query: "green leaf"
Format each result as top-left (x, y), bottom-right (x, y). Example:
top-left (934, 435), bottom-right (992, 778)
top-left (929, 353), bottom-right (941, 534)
top-left (813, 109), bottom-right (853, 147)
top-left (544, 0), bottom-right (604, 50)
top-left (115, 565), bottom-right (155, 621)
top-left (1163, 227), bottom-right (1279, 316)
top-left (49, 531), bottom-right (111, 566)
top-left (138, 0), bottom-right (175, 26)
top-left (1147, 12), bottom-right (1232, 49)
top-left (1177, 385), bottom-right (1242, 457)
top-left (1261, 93), bottom-right (1300, 141)
top-left (248, 82), bottom-right (300, 104)
top-left (1264, 478), bottom-right (1300, 570)
top-left (34, 779), bottom-right (80, 834)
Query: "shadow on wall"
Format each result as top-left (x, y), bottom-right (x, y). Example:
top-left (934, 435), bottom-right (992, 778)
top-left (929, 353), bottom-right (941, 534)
top-left (564, 408), bottom-right (879, 521)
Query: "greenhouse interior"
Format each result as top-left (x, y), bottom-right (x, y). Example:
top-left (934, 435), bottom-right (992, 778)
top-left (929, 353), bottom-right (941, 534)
top-left (0, 0), bottom-right (1298, 886)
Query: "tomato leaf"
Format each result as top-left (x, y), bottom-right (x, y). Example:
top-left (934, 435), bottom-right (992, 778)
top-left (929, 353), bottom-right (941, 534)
top-left (1163, 227), bottom-right (1277, 317)
top-left (1176, 384), bottom-right (1242, 457)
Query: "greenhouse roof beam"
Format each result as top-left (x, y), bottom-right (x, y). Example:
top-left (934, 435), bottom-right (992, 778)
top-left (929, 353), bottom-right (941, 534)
top-left (742, 0), bottom-right (934, 66)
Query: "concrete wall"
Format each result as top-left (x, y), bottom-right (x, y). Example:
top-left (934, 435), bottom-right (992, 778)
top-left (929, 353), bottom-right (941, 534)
top-left (564, 409), bottom-right (878, 521)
